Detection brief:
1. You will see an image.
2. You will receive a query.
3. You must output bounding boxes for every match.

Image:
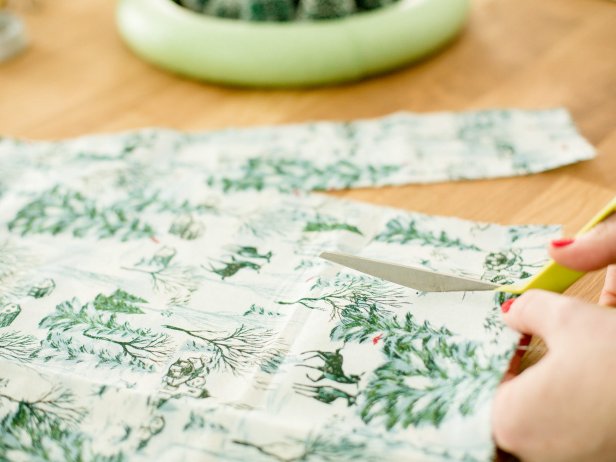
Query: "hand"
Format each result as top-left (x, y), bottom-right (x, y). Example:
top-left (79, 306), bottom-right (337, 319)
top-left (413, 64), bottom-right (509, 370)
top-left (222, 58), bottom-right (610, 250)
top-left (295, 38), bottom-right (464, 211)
top-left (492, 213), bottom-right (616, 462)
top-left (547, 214), bottom-right (616, 307)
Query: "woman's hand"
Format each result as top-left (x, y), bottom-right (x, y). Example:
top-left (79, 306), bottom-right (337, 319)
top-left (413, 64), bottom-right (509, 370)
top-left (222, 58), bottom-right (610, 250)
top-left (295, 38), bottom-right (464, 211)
top-left (491, 213), bottom-right (616, 462)
top-left (547, 215), bottom-right (616, 307)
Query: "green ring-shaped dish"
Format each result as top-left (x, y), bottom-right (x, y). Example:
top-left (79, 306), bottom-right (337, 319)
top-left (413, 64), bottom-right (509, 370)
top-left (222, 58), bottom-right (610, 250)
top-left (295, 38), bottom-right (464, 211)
top-left (117, 0), bottom-right (469, 87)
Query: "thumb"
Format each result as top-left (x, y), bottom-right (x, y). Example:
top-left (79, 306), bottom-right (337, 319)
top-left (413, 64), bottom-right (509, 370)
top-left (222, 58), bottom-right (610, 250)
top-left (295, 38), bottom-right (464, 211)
top-left (501, 290), bottom-right (579, 343)
top-left (549, 213), bottom-right (616, 271)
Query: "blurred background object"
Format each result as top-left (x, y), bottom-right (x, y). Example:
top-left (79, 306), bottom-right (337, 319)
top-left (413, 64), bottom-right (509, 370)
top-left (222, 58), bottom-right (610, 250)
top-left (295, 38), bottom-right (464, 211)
top-left (117, 0), bottom-right (469, 87)
top-left (173, 0), bottom-right (402, 21)
top-left (0, 0), bottom-right (28, 62)
top-left (1, 0), bottom-right (614, 150)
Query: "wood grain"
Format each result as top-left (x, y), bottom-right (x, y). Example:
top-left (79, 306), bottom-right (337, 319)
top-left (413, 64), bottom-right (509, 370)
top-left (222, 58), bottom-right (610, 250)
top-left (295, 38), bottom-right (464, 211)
top-left (0, 0), bottom-right (615, 455)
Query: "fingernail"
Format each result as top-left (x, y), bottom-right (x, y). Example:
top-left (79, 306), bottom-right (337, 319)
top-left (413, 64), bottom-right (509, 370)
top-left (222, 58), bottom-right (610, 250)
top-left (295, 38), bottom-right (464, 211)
top-left (551, 238), bottom-right (574, 248)
top-left (501, 299), bottom-right (515, 313)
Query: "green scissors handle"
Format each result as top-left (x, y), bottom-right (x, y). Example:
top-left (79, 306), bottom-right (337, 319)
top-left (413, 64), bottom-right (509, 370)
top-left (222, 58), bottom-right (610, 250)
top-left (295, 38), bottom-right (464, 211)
top-left (502, 196), bottom-right (616, 295)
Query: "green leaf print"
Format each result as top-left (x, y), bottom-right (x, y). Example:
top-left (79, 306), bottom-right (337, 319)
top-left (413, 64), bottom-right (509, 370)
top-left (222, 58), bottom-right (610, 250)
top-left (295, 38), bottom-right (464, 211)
top-left (0, 381), bottom-right (86, 428)
top-left (232, 430), bottom-right (370, 462)
top-left (123, 247), bottom-right (205, 306)
top-left (507, 225), bottom-right (559, 243)
top-left (0, 408), bottom-right (123, 461)
top-left (0, 240), bottom-right (36, 305)
top-left (303, 216), bottom-right (363, 235)
top-left (136, 415), bottom-right (165, 451)
top-left (375, 216), bottom-right (481, 250)
top-left (332, 302), bottom-right (508, 429)
top-left (483, 291), bottom-right (517, 337)
top-left (208, 158), bottom-right (399, 193)
top-left (242, 304), bottom-right (282, 317)
top-left (0, 331), bottom-right (39, 362)
top-left (277, 273), bottom-right (405, 319)
top-left (74, 132), bottom-right (154, 163)
top-left (93, 289), bottom-right (147, 314)
top-left (0, 382), bottom-right (119, 462)
top-left (8, 185), bottom-right (156, 241)
top-left (229, 413), bottom-right (486, 462)
top-left (183, 409), bottom-right (228, 433)
top-left (40, 294), bottom-right (173, 371)
top-left (360, 347), bottom-right (503, 429)
top-left (164, 324), bottom-right (284, 375)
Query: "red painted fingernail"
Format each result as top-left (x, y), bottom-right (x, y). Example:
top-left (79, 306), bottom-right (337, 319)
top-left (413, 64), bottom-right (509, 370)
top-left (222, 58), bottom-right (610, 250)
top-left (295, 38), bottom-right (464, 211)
top-left (551, 238), bottom-right (574, 248)
top-left (501, 299), bottom-right (514, 313)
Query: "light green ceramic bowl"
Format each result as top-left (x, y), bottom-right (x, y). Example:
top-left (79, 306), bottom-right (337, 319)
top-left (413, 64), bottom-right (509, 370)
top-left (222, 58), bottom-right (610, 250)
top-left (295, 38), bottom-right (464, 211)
top-left (117, 0), bottom-right (469, 87)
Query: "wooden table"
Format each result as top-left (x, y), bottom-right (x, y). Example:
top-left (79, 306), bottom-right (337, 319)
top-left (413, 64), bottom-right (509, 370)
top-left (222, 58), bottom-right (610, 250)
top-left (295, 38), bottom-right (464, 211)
top-left (1, 0), bottom-right (615, 453)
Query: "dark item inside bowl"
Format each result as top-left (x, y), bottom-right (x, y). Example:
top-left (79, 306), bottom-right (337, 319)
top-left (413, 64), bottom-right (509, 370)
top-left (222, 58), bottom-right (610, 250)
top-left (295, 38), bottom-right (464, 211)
top-left (173, 0), bottom-right (401, 22)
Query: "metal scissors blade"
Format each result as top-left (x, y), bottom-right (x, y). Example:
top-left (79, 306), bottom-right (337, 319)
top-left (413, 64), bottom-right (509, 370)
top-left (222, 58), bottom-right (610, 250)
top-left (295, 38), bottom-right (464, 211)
top-left (319, 251), bottom-right (500, 292)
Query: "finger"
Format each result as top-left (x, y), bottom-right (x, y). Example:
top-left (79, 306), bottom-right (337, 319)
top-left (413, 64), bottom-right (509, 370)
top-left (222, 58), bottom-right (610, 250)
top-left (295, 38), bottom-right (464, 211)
top-left (599, 264), bottom-right (616, 307)
top-left (491, 358), bottom-right (551, 456)
top-left (501, 290), bottom-right (579, 343)
top-left (548, 213), bottom-right (616, 271)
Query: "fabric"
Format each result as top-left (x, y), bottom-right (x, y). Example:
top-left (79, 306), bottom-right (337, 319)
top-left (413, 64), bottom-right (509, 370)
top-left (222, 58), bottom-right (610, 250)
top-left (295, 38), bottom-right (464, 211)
top-left (0, 109), bottom-right (586, 461)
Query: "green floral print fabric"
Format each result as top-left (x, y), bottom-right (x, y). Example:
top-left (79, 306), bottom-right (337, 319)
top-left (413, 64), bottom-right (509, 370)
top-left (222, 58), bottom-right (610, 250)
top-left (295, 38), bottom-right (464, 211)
top-left (0, 109), bottom-right (587, 461)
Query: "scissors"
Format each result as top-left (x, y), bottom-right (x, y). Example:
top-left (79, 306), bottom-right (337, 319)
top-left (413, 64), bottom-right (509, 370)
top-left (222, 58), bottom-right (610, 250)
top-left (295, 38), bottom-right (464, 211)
top-left (320, 197), bottom-right (616, 295)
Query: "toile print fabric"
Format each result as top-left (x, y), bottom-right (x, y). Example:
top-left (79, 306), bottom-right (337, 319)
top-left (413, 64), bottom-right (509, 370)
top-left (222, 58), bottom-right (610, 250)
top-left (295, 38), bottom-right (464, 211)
top-left (0, 109), bottom-right (588, 461)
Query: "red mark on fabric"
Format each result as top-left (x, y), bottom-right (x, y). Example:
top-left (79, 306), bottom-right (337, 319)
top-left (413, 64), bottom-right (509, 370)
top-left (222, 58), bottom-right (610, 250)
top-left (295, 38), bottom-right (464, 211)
top-left (372, 334), bottom-right (383, 345)
top-left (150, 236), bottom-right (160, 244)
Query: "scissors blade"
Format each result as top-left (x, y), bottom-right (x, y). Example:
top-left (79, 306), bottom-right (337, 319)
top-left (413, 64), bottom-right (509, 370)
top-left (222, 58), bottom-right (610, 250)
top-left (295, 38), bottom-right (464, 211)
top-left (319, 251), bottom-right (500, 292)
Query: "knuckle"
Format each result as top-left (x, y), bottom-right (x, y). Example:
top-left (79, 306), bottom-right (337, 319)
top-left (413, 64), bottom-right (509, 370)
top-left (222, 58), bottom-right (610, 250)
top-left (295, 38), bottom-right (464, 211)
top-left (600, 288), bottom-right (616, 306)
top-left (517, 290), bottom-right (578, 332)
top-left (517, 289), bottom-right (547, 303)
top-left (547, 298), bottom-right (577, 330)
top-left (515, 289), bottom-right (549, 314)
